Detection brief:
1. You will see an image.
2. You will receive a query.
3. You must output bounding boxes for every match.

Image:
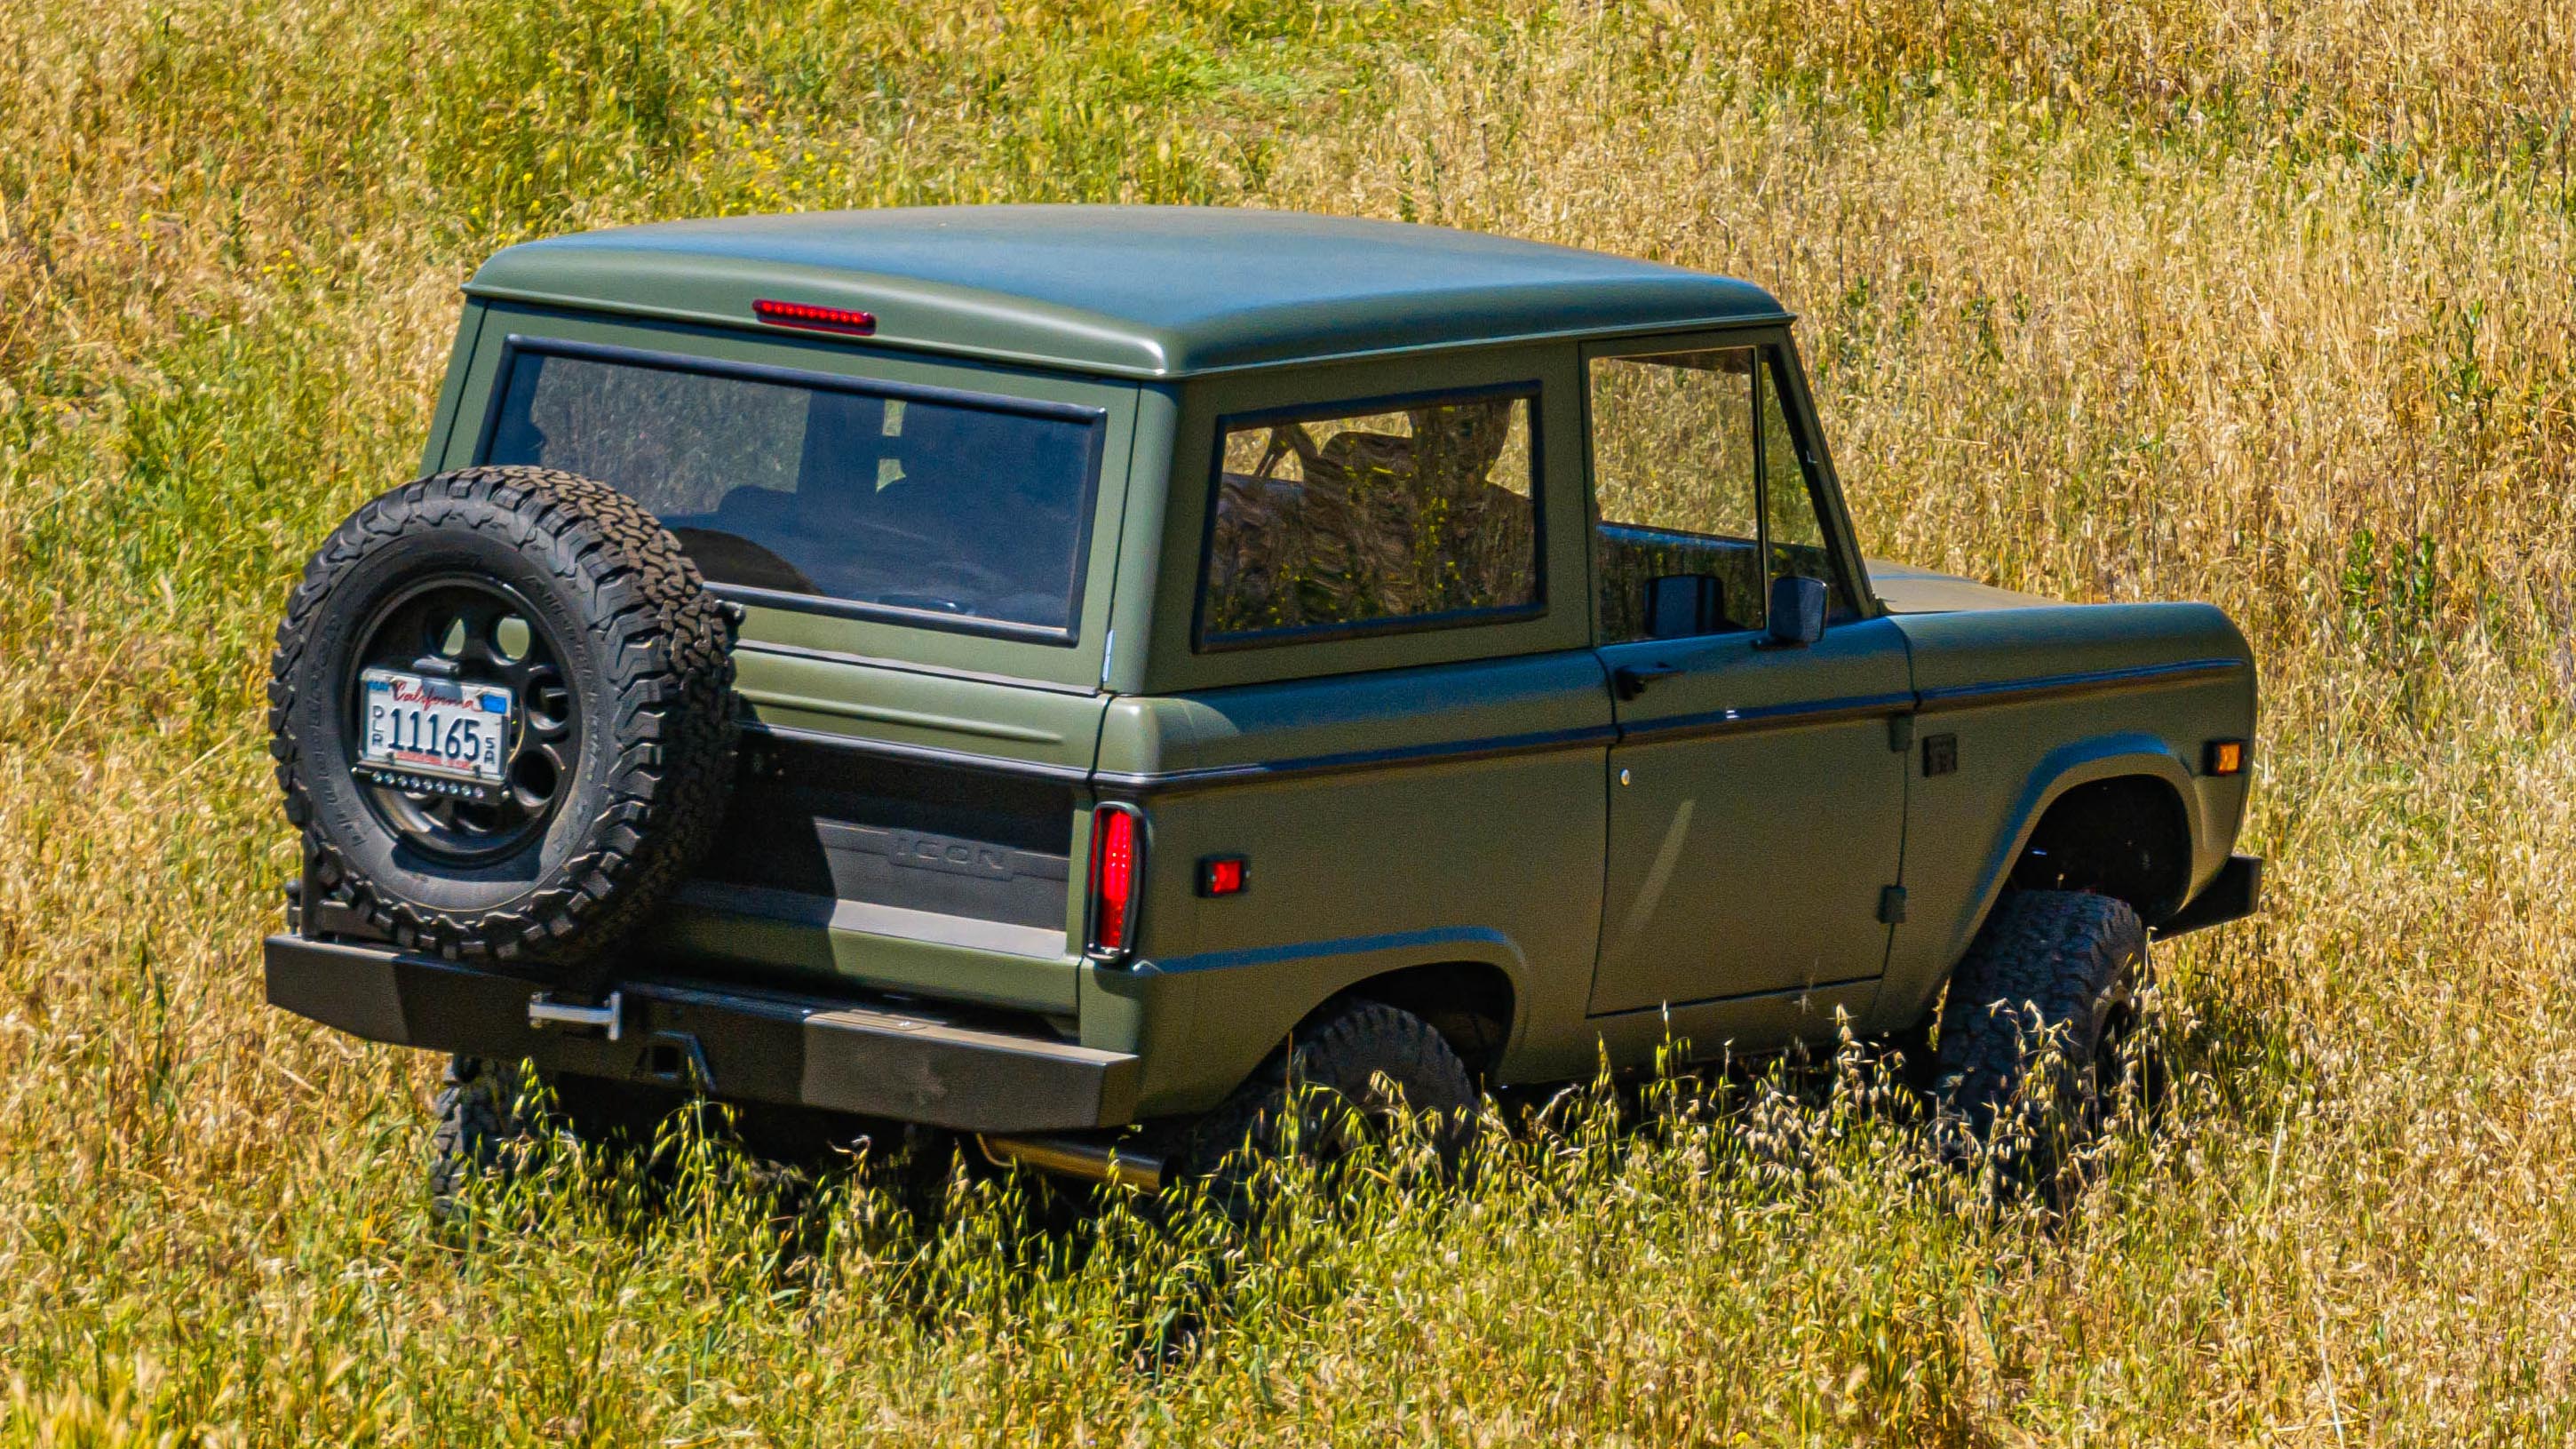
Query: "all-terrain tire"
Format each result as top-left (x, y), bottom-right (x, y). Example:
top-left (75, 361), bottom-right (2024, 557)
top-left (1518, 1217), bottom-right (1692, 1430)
top-left (269, 466), bottom-right (736, 967)
top-left (426, 1057), bottom-right (694, 1220)
top-left (1932, 889), bottom-right (2147, 1182)
top-left (427, 1055), bottom-right (537, 1221)
top-left (1176, 999), bottom-right (1480, 1214)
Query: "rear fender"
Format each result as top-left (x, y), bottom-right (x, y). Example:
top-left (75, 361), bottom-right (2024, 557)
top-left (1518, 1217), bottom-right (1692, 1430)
top-left (1115, 928), bottom-right (1531, 1118)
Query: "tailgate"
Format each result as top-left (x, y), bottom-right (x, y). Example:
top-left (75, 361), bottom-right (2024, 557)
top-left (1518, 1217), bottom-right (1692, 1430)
top-left (654, 643), bottom-right (1107, 1016)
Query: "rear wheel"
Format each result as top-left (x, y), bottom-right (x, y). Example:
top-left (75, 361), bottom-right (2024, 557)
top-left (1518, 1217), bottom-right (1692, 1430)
top-left (426, 1056), bottom-right (688, 1220)
top-left (1932, 889), bottom-right (2148, 1188)
top-left (1175, 999), bottom-right (1480, 1215)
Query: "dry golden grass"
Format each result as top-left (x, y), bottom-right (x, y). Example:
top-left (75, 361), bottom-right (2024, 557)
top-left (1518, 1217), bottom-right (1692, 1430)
top-left (5, 0), bottom-right (2576, 1442)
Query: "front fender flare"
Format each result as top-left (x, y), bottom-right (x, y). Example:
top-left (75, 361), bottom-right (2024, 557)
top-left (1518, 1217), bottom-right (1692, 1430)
top-left (1936, 732), bottom-right (2195, 982)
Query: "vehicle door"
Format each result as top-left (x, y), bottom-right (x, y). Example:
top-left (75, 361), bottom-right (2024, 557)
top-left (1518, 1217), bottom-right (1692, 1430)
top-left (1586, 338), bottom-right (1912, 1015)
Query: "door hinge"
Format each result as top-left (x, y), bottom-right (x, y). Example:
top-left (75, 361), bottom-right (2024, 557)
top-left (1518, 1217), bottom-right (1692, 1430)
top-left (1888, 713), bottom-right (1915, 752)
top-left (1878, 886), bottom-right (1908, 925)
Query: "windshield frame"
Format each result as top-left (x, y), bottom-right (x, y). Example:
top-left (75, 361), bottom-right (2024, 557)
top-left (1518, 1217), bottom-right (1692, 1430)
top-left (474, 335), bottom-right (1110, 647)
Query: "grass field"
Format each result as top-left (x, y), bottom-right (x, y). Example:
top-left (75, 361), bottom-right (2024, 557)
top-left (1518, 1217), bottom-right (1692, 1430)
top-left (6, 0), bottom-right (2576, 1441)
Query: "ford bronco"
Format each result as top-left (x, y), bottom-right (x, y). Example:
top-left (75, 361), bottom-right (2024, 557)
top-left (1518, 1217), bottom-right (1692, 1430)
top-left (262, 205), bottom-right (2260, 1202)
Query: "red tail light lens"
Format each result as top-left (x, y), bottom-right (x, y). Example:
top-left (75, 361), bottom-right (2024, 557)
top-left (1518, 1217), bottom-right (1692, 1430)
top-left (1088, 805), bottom-right (1142, 958)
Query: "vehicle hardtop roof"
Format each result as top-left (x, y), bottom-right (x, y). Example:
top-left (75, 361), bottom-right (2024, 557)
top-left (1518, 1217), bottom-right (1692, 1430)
top-left (465, 205), bottom-right (1788, 379)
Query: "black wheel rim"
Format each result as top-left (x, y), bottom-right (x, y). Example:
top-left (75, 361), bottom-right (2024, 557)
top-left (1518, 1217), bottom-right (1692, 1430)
top-left (343, 575), bottom-right (580, 863)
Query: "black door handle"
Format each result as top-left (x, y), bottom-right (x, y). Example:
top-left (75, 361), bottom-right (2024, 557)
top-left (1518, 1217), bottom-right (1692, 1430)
top-left (1613, 664), bottom-right (1681, 700)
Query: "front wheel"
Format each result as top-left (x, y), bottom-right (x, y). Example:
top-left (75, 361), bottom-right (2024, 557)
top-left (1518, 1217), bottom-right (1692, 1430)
top-left (1932, 889), bottom-right (2148, 1188)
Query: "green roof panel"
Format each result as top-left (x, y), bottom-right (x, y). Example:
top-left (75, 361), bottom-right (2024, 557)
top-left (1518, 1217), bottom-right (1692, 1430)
top-left (465, 205), bottom-right (1786, 378)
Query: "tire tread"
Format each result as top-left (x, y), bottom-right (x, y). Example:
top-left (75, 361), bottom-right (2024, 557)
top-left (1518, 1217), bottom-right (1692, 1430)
top-left (268, 466), bottom-right (735, 966)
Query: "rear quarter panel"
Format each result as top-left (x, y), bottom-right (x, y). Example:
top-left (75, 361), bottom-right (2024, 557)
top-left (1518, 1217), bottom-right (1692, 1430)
top-left (1090, 649), bottom-right (1613, 1115)
top-left (1879, 601), bottom-right (2257, 1028)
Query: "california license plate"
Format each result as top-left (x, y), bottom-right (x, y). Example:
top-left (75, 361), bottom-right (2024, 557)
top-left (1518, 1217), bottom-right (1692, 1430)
top-left (357, 668), bottom-right (514, 796)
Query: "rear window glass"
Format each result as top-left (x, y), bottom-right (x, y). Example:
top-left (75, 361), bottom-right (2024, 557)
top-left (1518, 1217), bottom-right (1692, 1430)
top-left (482, 346), bottom-right (1103, 638)
top-left (1199, 391), bottom-right (1539, 646)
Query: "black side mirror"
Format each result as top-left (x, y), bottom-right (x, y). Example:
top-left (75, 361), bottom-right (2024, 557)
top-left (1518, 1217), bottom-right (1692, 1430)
top-left (1761, 575), bottom-right (1828, 649)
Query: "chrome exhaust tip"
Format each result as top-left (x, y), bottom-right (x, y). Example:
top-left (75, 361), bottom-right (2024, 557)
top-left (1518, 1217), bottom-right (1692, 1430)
top-left (976, 1133), bottom-right (1164, 1192)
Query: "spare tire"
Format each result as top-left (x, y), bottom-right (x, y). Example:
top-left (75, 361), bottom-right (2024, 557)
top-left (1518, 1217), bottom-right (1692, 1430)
top-left (268, 466), bottom-right (736, 967)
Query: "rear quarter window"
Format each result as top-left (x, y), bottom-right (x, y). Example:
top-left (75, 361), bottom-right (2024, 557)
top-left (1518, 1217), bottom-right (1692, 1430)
top-left (1197, 388), bottom-right (1541, 648)
top-left (481, 342), bottom-right (1105, 641)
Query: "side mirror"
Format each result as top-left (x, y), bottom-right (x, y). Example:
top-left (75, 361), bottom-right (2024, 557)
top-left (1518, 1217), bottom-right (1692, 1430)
top-left (1761, 575), bottom-right (1828, 649)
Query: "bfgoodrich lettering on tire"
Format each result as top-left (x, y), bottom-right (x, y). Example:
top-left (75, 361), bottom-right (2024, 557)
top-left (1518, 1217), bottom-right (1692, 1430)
top-left (268, 466), bottom-right (736, 967)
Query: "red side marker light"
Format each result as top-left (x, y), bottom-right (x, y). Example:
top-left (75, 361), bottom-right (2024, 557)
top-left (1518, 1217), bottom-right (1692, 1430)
top-left (752, 299), bottom-right (877, 336)
top-left (1088, 806), bottom-right (1142, 957)
top-left (1199, 856), bottom-right (1248, 898)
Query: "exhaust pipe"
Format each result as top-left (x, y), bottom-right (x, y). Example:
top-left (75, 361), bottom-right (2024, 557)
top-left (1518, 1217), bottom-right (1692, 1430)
top-left (977, 1133), bottom-right (1164, 1192)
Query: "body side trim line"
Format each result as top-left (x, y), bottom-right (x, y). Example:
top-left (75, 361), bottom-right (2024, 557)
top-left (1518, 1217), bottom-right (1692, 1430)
top-left (1614, 689), bottom-right (1917, 746)
top-left (747, 657), bottom-right (2241, 789)
top-left (1144, 925), bottom-right (1527, 977)
top-left (740, 721), bottom-right (1093, 783)
top-left (736, 687), bottom-right (1066, 744)
top-left (1581, 970), bottom-right (1886, 1023)
top-left (1092, 722), bottom-right (1618, 795)
top-left (1915, 657), bottom-right (2246, 713)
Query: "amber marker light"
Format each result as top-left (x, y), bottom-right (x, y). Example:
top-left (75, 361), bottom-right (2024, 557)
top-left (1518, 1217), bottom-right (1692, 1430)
top-left (2205, 739), bottom-right (2246, 776)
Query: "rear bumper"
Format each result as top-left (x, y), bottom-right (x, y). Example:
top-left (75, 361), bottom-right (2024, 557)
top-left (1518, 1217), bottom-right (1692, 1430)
top-left (2154, 854), bottom-right (2262, 939)
top-left (264, 935), bottom-right (1139, 1134)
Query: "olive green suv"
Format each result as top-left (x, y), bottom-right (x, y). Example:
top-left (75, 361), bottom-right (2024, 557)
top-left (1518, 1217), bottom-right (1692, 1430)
top-left (262, 205), bottom-right (2260, 1199)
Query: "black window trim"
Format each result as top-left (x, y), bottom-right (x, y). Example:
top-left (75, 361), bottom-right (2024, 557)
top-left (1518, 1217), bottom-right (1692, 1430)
top-left (477, 334), bottom-right (1111, 648)
top-left (1191, 379), bottom-right (1548, 652)
top-left (1583, 340), bottom-right (1864, 646)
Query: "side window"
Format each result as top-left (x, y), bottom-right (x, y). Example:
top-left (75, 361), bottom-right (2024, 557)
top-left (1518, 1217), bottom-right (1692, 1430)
top-left (1588, 345), bottom-right (1856, 642)
top-left (1588, 349), bottom-right (1765, 641)
top-left (1197, 391), bottom-right (1539, 646)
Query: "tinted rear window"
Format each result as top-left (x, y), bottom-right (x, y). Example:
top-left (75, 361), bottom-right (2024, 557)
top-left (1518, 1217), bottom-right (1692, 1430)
top-left (482, 345), bottom-right (1103, 638)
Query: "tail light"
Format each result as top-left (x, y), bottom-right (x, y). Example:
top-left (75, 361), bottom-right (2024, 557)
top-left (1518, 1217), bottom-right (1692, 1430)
top-left (1086, 803), bottom-right (1145, 959)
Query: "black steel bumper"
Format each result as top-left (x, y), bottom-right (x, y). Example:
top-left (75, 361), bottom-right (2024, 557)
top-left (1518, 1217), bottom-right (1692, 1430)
top-left (264, 935), bottom-right (1139, 1134)
top-left (2153, 854), bottom-right (2262, 939)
